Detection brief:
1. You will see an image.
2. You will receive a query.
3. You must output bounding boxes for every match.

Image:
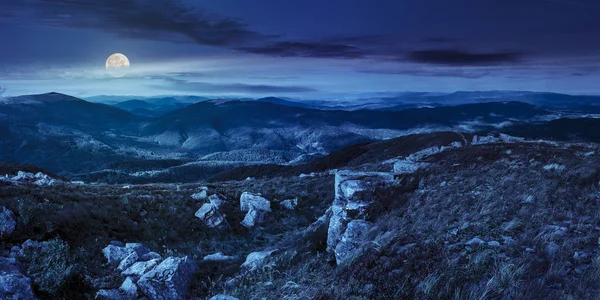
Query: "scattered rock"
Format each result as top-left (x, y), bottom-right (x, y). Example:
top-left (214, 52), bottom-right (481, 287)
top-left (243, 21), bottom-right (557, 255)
top-left (203, 252), bottom-right (235, 262)
top-left (241, 249), bottom-right (278, 272)
top-left (117, 251), bottom-right (140, 271)
top-left (487, 241), bottom-right (501, 247)
top-left (525, 247), bottom-right (536, 253)
top-left (0, 257), bottom-right (36, 300)
top-left (208, 194), bottom-right (226, 209)
top-left (137, 256), bottom-right (197, 300)
top-left (126, 243), bottom-right (151, 257)
top-left (102, 244), bottom-right (130, 265)
top-left (141, 252), bottom-right (162, 261)
top-left (240, 208), bottom-right (267, 228)
top-left (191, 189), bottom-right (208, 200)
top-left (240, 192), bottom-right (271, 212)
top-left (122, 258), bottom-right (161, 278)
top-left (0, 206), bottom-right (16, 235)
top-left (393, 160), bottom-right (429, 174)
top-left (280, 198), bottom-right (298, 210)
top-left (210, 294), bottom-right (240, 300)
top-left (465, 237), bottom-right (486, 246)
top-left (96, 289), bottom-right (125, 300)
top-left (195, 203), bottom-right (227, 228)
top-left (282, 281), bottom-right (301, 290)
top-left (119, 276), bottom-right (138, 298)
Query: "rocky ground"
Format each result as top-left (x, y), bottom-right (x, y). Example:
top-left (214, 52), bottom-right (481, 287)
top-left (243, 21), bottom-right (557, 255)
top-left (2, 132), bottom-right (600, 299)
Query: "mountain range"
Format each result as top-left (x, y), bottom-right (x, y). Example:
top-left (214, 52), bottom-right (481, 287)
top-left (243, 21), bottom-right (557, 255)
top-left (1, 91), bottom-right (599, 182)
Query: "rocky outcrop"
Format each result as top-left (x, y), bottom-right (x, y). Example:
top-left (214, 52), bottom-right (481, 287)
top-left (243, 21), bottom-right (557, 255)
top-left (0, 257), bottom-right (36, 300)
top-left (100, 242), bottom-right (198, 300)
top-left (1, 171), bottom-right (57, 186)
top-left (241, 249), bottom-right (279, 272)
top-left (326, 171), bottom-right (394, 265)
top-left (239, 193), bottom-right (271, 228)
top-left (334, 220), bottom-right (373, 264)
top-left (137, 256), bottom-right (197, 300)
top-left (0, 207), bottom-right (16, 235)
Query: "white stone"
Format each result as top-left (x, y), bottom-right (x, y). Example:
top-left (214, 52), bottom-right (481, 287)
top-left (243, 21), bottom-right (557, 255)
top-left (208, 194), bottom-right (225, 209)
top-left (195, 203), bottom-right (227, 228)
top-left (241, 249), bottom-right (278, 271)
top-left (203, 252), bottom-right (235, 262)
top-left (465, 237), bottom-right (486, 246)
top-left (137, 256), bottom-right (197, 300)
top-left (119, 276), bottom-right (138, 298)
top-left (122, 258), bottom-right (161, 277)
top-left (240, 192), bottom-right (271, 212)
top-left (191, 190), bottom-right (208, 200)
top-left (240, 209), bottom-right (266, 228)
top-left (117, 251), bottom-right (140, 271)
top-left (102, 244), bottom-right (130, 265)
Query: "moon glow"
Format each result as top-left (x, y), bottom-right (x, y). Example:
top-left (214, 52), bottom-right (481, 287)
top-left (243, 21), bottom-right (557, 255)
top-left (106, 53), bottom-right (130, 77)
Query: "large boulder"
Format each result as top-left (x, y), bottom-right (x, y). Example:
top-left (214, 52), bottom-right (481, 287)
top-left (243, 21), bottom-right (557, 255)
top-left (137, 256), bottom-right (197, 300)
top-left (327, 171), bottom-right (394, 265)
top-left (334, 220), bottom-right (373, 265)
top-left (239, 193), bottom-right (271, 227)
top-left (240, 192), bottom-right (271, 212)
top-left (195, 203), bottom-right (227, 228)
top-left (241, 249), bottom-right (278, 272)
top-left (0, 257), bottom-right (36, 300)
top-left (0, 207), bottom-right (16, 235)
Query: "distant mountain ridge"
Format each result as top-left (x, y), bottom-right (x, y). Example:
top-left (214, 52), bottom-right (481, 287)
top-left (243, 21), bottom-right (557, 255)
top-left (1, 91), bottom-right (597, 182)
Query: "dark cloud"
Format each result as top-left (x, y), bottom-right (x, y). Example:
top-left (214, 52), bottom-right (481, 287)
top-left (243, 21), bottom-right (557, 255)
top-left (407, 49), bottom-right (522, 65)
top-left (240, 41), bottom-right (366, 59)
top-left (0, 0), bottom-right (260, 46)
top-left (422, 37), bottom-right (458, 44)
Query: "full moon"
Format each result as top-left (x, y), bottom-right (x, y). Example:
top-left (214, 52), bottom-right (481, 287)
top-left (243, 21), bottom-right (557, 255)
top-left (106, 53), bottom-right (130, 77)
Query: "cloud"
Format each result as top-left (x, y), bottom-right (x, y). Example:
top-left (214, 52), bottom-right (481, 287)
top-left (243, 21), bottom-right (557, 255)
top-left (407, 49), bottom-right (522, 65)
top-left (360, 67), bottom-right (491, 79)
top-left (0, 0), bottom-right (260, 46)
top-left (156, 77), bottom-right (317, 94)
top-left (240, 41), bottom-right (366, 59)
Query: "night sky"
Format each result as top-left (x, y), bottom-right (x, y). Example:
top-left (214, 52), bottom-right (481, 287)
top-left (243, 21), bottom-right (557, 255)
top-left (1, 0), bottom-right (600, 98)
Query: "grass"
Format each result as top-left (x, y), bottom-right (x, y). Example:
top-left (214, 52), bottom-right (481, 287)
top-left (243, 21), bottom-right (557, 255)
top-left (3, 137), bottom-right (600, 299)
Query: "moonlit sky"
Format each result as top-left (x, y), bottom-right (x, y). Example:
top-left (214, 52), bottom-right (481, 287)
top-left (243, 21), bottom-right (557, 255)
top-left (1, 0), bottom-right (600, 99)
